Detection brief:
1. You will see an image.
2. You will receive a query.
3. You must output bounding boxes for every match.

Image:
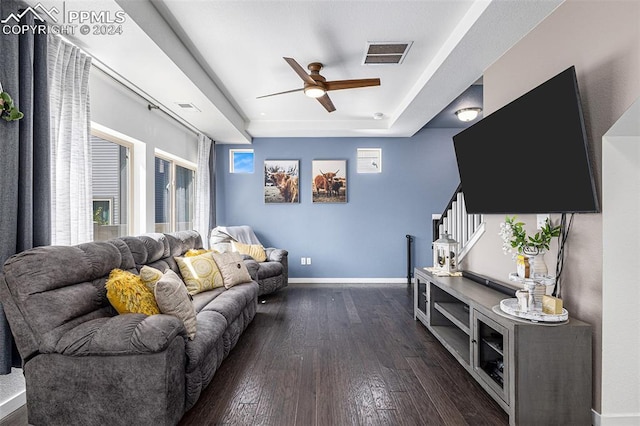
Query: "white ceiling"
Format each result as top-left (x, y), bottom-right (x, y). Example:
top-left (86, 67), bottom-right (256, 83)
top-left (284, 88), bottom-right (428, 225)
top-left (28, 0), bottom-right (563, 143)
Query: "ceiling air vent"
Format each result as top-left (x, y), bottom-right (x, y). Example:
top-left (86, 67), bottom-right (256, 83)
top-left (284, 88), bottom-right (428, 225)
top-left (175, 102), bottom-right (201, 112)
top-left (363, 41), bottom-right (413, 65)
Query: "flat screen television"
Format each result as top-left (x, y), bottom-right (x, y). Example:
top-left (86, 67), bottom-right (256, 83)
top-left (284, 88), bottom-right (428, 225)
top-left (452, 66), bottom-right (599, 214)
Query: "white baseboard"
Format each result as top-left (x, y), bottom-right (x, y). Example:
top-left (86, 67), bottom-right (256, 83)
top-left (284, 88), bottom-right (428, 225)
top-left (594, 409), bottom-right (640, 426)
top-left (0, 390), bottom-right (26, 421)
top-left (288, 278), bottom-right (409, 284)
top-left (0, 367), bottom-right (26, 420)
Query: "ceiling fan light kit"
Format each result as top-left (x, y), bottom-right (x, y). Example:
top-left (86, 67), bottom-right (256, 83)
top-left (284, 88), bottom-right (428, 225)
top-left (304, 85), bottom-right (326, 98)
top-left (258, 57), bottom-right (381, 112)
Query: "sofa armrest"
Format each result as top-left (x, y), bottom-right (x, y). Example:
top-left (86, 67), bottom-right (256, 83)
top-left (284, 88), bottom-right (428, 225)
top-left (265, 248), bottom-right (288, 263)
top-left (55, 313), bottom-right (186, 356)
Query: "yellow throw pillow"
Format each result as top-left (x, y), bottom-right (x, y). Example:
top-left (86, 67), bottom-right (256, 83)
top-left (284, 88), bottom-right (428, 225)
top-left (231, 240), bottom-right (267, 262)
top-left (175, 252), bottom-right (224, 295)
top-left (212, 252), bottom-right (253, 289)
top-left (105, 269), bottom-right (160, 316)
top-left (140, 265), bottom-right (164, 291)
top-left (185, 248), bottom-right (211, 257)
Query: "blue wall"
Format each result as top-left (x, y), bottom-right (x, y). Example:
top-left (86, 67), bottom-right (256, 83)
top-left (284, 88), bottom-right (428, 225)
top-left (215, 127), bottom-right (461, 279)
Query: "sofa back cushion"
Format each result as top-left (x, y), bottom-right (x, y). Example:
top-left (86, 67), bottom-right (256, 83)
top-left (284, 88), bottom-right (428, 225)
top-left (120, 231), bottom-right (203, 275)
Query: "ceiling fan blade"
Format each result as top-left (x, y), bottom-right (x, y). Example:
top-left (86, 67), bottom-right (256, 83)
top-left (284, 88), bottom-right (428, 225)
top-left (283, 57), bottom-right (317, 86)
top-left (317, 94), bottom-right (336, 113)
top-left (325, 78), bottom-right (381, 91)
top-left (257, 87), bottom-right (304, 99)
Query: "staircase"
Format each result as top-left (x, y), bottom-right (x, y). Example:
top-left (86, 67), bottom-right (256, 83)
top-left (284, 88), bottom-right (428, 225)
top-left (433, 183), bottom-right (485, 263)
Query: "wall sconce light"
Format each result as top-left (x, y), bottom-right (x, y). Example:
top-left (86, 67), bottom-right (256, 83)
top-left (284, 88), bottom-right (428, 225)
top-left (455, 107), bottom-right (482, 122)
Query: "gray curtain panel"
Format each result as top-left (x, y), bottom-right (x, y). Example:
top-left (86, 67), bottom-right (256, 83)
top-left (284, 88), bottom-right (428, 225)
top-left (0, 0), bottom-right (51, 374)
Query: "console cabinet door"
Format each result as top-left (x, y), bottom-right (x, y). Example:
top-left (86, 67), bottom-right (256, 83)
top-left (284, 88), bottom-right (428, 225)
top-left (413, 271), bottom-right (429, 326)
top-left (472, 310), bottom-right (509, 406)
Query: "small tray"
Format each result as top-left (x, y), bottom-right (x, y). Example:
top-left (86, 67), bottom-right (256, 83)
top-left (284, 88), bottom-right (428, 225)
top-left (499, 298), bottom-right (568, 323)
top-left (508, 272), bottom-right (555, 286)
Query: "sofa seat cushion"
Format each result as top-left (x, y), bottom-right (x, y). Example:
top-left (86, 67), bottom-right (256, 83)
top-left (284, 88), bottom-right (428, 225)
top-left (185, 310), bottom-right (227, 373)
top-left (257, 261), bottom-right (283, 280)
top-left (199, 282), bottom-right (258, 324)
top-left (191, 287), bottom-right (226, 313)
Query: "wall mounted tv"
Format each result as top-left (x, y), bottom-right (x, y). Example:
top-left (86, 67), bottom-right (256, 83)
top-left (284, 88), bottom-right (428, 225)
top-left (452, 66), bottom-right (599, 214)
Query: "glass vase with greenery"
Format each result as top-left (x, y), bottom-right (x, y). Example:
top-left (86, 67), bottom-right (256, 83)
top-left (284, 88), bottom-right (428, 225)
top-left (499, 215), bottom-right (561, 258)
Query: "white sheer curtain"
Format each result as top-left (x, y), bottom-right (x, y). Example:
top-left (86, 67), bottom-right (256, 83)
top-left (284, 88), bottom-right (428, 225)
top-left (48, 36), bottom-right (93, 245)
top-left (194, 134), bottom-right (212, 247)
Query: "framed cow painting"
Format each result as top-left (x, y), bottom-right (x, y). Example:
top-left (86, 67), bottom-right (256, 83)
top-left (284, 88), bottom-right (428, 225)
top-left (264, 160), bottom-right (299, 203)
top-left (312, 160), bottom-right (347, 203)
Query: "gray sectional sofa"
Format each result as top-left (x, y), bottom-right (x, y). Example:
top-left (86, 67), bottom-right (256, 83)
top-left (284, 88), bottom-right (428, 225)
top-left (0, 231), bottom-right (258, 426)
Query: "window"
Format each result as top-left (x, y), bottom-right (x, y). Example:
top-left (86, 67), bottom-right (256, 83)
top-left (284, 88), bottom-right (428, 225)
top-left (91, 131), bottom-right (131, 241)
top-left (155, 153), bottom-right (196, 232)
top-left (230, 149), bottom-right (254, 173)
top-left (357, 148), bottom-right (382, 173)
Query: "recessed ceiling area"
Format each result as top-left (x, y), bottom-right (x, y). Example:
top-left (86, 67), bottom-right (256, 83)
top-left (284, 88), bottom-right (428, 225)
top-left (28, 0), bottom-right (563, 142)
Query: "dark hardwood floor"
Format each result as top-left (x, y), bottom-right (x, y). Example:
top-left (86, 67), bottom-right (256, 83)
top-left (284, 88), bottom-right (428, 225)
top-left (1, 283), bottom-right (508, 426)
top-left (179, 283), bottom-right (508, 425)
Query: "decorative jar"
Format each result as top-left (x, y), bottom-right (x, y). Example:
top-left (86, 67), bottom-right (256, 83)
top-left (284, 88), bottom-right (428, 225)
top-left (516, 255), bottom-right (530, 279)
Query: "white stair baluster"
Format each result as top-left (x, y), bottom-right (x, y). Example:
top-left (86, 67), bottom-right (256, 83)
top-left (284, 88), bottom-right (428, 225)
top-left (451, 202), bottom-right (457, 242)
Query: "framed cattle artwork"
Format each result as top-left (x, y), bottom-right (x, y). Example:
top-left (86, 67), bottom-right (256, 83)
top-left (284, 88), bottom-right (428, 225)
top-left (264, 160), bottom-right (299, 203)
top-left (312, 160), bottom-right (347, 203)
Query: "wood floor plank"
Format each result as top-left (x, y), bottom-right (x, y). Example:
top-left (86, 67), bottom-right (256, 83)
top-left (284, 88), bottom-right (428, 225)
top-left (342, 289), bottom-right (362, 324)
top-left (293, 348), bottom-right (317, 426)
top-left (390, 390), bottom-right (431, 426)
top-left (406, 356), bottom-right (468, 426)
top-left (396, 368), bottom-right (448, 426)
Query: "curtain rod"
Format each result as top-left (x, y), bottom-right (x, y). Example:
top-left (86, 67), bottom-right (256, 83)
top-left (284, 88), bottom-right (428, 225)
top-left (56, 35), bottom-right (201, 137)
top-left (91, 58), bottom-right (201, 137)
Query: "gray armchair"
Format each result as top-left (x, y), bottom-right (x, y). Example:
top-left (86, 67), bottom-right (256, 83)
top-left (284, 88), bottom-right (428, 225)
top-left (209, 226), bottom-right (288, 296)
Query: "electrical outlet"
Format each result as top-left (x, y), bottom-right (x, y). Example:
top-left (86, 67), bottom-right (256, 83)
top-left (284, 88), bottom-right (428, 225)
top-left (306, 257), bottom-right (312, 265)
top-left (301, 257), bottom-right (306, 265)
top-left (537, 214), bottom-right (550, 229)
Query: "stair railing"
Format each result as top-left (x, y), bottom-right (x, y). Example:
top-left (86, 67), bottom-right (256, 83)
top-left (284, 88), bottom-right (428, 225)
top-left (432, 183), bottom-right (485, 263)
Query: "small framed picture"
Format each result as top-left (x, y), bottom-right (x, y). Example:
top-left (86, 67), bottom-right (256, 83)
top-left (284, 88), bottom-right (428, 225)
top-left (312, 160), bottom-right (347, 203)
top-left (264, 160), bottom-right (299, 203)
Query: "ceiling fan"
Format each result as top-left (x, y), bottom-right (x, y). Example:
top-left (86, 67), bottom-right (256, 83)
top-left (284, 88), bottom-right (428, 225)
top-left (257, 57), bottom-right (381, 112)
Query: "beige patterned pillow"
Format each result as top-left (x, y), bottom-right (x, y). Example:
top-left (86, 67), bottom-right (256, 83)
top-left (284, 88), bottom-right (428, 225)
top-left (231, 240), bottom-right (267, 262)
top-left (212, 252), bottom-right (252, 289)
top-left (140, 265), bottom-right (164, 292)
top-left (175, 252), bottom-right (224, 295)
top-left (154, 270), bottom-right (197, 340)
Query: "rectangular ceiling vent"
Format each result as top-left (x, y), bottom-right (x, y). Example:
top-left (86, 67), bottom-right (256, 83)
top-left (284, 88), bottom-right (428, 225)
top-left (363, 41), bottom-right (413, 65)
top-left (175, 102), bottom-right (201, 112)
